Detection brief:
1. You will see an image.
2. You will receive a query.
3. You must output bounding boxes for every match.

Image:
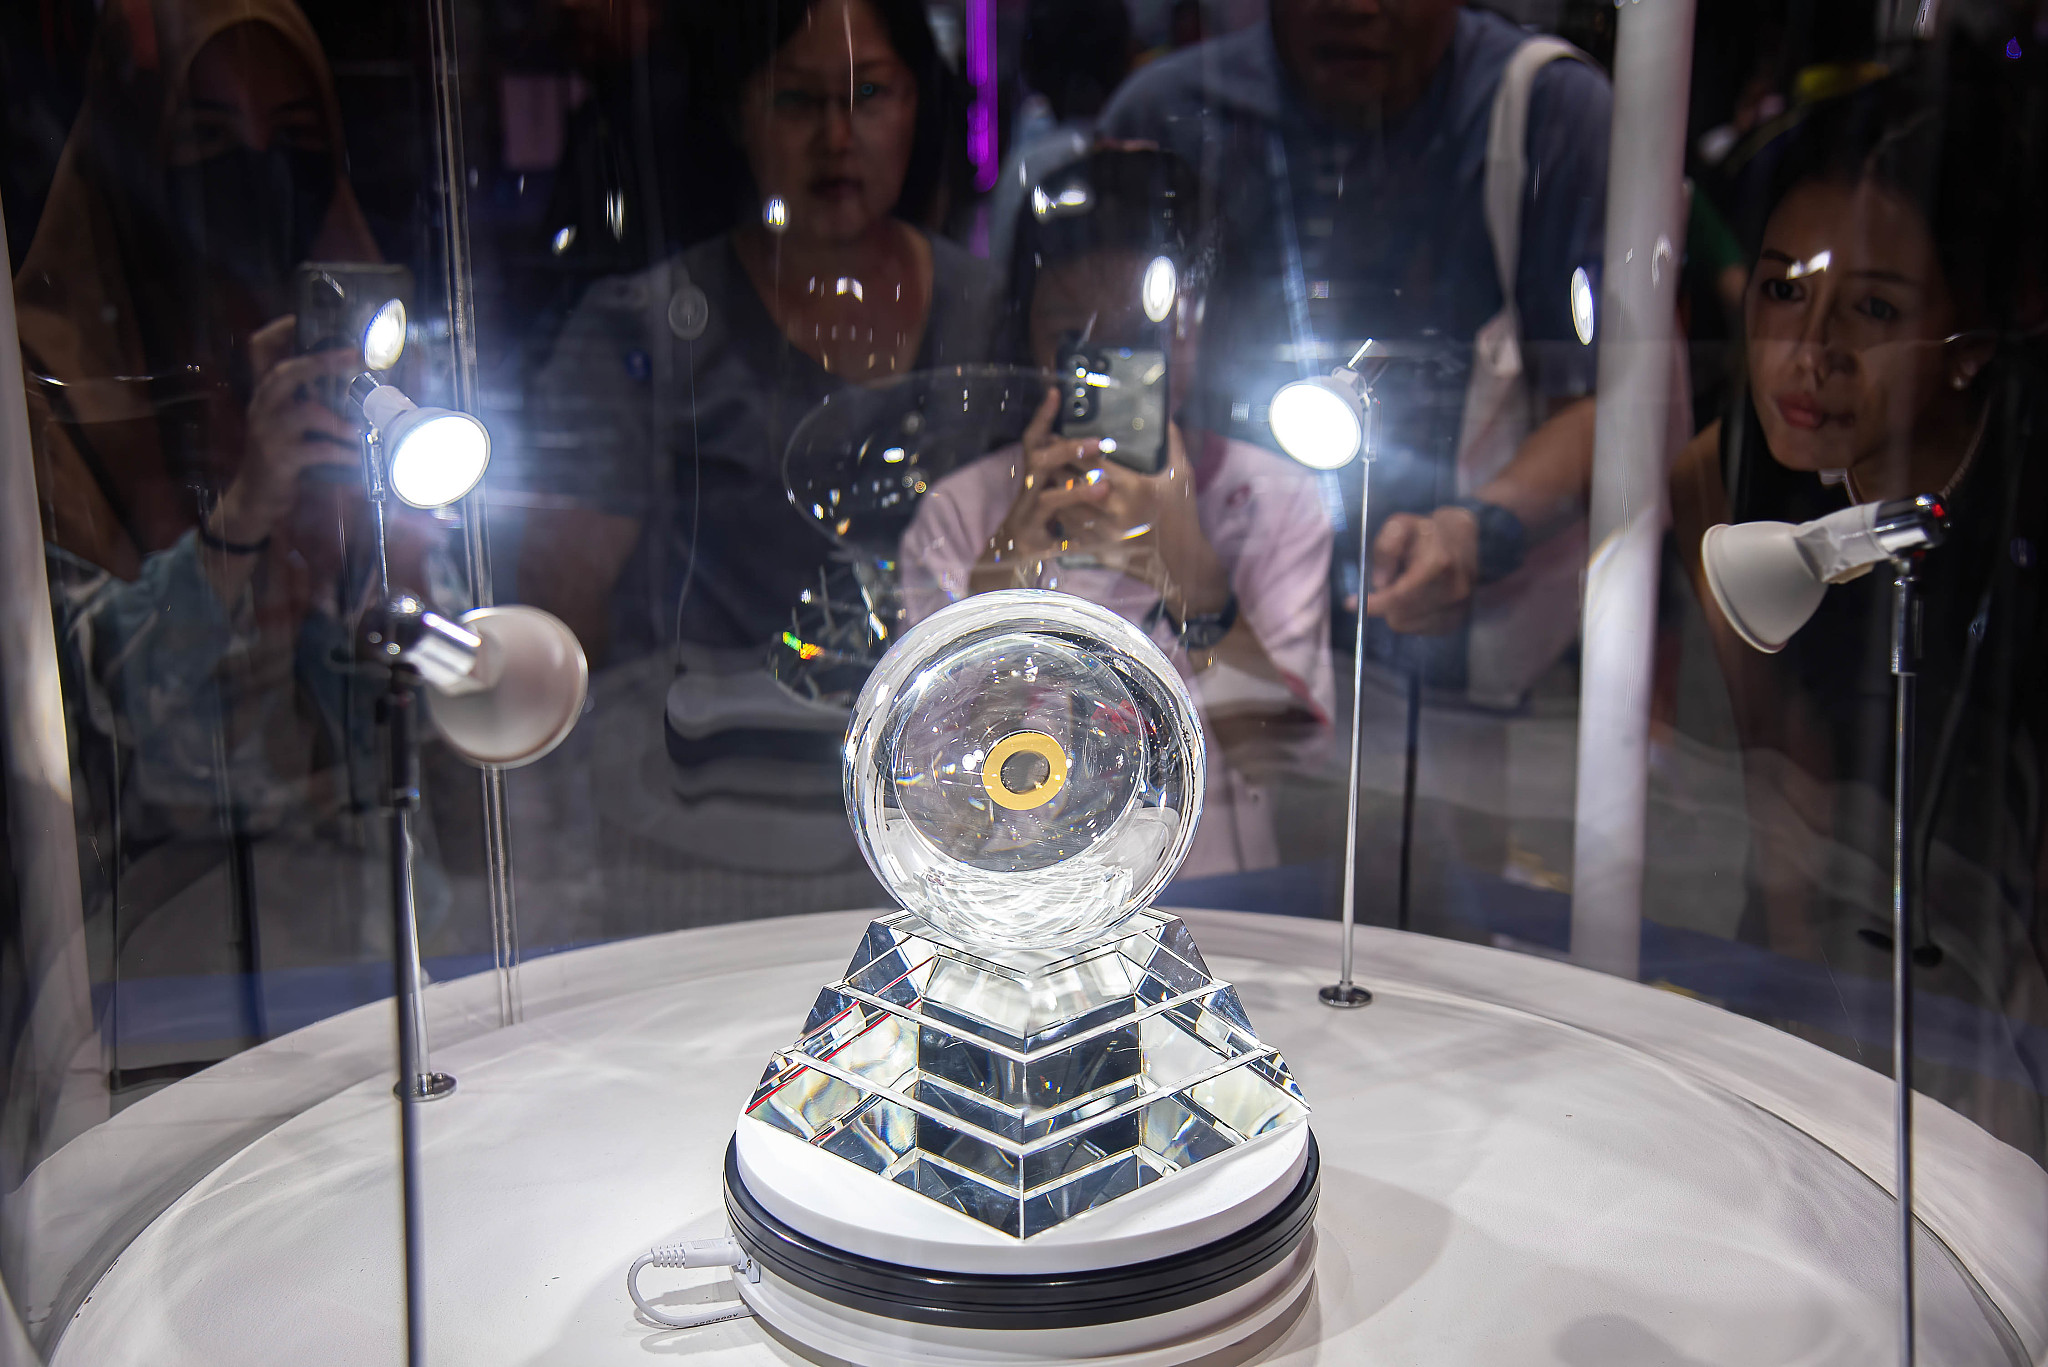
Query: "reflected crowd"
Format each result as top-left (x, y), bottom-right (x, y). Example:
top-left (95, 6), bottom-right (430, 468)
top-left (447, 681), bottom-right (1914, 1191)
top-left (4, 0), bottom-right (2045, 1165)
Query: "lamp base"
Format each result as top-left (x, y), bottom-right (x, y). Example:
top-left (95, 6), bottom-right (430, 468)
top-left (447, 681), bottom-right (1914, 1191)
top-left (393, 1072), bottom-right (456, 1102)
top-left (1318, 983), bottom-right (1373, 1009)
top-left (723, 1132), bottom-right (1318, 1367)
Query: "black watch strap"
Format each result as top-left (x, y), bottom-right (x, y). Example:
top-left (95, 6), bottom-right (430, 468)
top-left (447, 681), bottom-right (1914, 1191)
top-left (1447, 498), bottom-right (1527, 585)
top-left (1174, 593), bottom-right (1238, 651)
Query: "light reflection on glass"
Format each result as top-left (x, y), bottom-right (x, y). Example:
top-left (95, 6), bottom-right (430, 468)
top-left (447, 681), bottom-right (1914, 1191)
top-left (1785, 248), bottom-right (1832, 280)
top-left (1571, 266), bottom-right (1596, 346)
top-left (363, 299), bottom-right (407, 371)
top-left (1142, 256), bottom-right (1177, 323)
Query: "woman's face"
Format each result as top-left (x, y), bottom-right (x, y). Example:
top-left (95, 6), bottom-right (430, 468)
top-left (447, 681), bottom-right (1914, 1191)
top-left (738, 0), bottom-right (918, 246)
top-left (1745, 178), bottom-right (1962, 477)
top-left (162, 24), bottom-right (335, 311)
top-left (168, 24), bottom-right (328, 166)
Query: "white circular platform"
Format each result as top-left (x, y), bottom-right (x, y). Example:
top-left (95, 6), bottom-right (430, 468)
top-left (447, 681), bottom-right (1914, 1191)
top-left (735, 1111), bottom-right (1311, 1273)
top-left (47, 911), bottom-right (2048, 1366)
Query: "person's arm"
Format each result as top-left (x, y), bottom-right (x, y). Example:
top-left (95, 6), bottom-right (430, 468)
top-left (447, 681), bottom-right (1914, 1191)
top-left (51, 535), bottom-right (242, 809)
top-left (1204, 457), bottom-right (1336, 719)
top-left (1366, 394), bottom-right (1595, 633)
top-left (898, 462), bottom-right (989, 624)
top-left (1366, 56), bottom-right (1612, 636)
top-left (202, 316), bottom-right (363, 603)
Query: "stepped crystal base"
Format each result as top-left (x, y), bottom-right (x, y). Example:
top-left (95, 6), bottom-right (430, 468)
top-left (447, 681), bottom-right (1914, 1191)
top-left (745, 910), bottom-right (1309, 1238)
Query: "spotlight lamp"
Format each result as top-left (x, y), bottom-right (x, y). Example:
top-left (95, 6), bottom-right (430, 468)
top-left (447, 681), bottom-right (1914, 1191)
top-left (1702, 490), bottom-right (1949, 1366)
top-left (1267, 339), bottom-right (1392, 1010)
top-left (1701, 495), bottom-right (1948, 653)
top-left (384, 595), bottom-right (588, 769)
top-left (1268, 339), bottom-right (1391, 472)
top-left (349, 373), bottom-right (492, 509)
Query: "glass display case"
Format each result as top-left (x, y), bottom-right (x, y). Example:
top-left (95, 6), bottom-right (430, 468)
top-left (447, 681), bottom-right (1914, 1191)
top-left (2, 0), bottom-right (2044, 1362)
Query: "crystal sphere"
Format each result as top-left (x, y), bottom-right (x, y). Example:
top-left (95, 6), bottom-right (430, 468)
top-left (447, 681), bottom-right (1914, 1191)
top-left (845, 590), bottom-right (1205, 950)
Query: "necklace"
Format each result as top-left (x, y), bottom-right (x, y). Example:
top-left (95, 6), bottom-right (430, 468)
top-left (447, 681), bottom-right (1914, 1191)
top-left (1844, 401), bottom-right (1989, 505)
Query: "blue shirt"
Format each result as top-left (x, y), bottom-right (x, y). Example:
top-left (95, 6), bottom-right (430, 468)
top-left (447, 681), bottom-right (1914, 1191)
top-left (1101, 9), bottom-right (1612, 495)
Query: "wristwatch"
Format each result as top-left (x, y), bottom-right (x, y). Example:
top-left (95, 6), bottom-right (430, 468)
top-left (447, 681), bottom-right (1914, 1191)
top-left (1446, 498), bottom-right (1528, 585)
top-left (1174, 594), bottom-right (1239, 651)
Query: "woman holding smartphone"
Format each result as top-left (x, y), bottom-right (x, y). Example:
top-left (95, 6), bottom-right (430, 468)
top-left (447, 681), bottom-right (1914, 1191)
top-left (903, 148), bottom-right (1336, 878)
top-left (522, 0), bottom-right (996, 666)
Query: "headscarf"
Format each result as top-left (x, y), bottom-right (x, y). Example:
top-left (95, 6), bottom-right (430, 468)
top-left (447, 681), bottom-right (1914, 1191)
top-left (13, 0), bottom-right (380, 580)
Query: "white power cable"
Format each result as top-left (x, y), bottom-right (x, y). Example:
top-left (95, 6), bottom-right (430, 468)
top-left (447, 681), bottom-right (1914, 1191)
top-left (626, 1237), bottom-right (759, 1330)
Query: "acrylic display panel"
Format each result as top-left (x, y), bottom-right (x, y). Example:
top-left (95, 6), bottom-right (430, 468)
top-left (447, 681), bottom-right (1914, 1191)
top-left (4, 0), bottom-right (2047, 1360)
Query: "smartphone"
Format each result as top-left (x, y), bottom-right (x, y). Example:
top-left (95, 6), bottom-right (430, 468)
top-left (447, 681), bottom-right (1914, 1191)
top-left (294, 262), bottom-right (413, 367)
top-left (1053, 337), bottom-right (1169, 475)
top-left (294, 263), bottom-right (412, 483)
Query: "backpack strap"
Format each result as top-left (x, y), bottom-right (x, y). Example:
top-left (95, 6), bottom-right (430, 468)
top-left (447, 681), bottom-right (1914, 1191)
top-left (1483, 37), bottom-right (1591, 314)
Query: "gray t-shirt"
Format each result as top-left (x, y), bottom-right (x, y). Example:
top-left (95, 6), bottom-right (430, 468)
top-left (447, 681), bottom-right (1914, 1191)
top-left (519, 231), bottom-right (1000, 656)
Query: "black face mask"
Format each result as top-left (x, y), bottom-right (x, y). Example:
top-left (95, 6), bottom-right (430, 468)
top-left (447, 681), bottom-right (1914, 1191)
top-left (166, 145), bottom-right (336, 310)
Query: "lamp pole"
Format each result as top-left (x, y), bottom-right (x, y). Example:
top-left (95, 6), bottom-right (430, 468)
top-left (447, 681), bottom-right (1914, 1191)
top-left (381, 661), bottom-right (432, 1367)
top-left (1874, 495), bottom-right (1943, 1367)
top-left (1888, 553), bottom-right (1920, 1367)
top-left (358, 388), bottom-right (465, 1367)
top-left (1320, 342), bottom-right (1389, 1009)
top-left (1701, 492), bottom-right (1945, 1367)
top-left (1397, 665), bottom-right (1420, 934)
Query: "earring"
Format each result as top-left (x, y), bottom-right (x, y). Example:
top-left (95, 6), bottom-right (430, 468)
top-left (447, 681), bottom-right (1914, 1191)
top-left (1952, 368), bottom-right (1975, 390)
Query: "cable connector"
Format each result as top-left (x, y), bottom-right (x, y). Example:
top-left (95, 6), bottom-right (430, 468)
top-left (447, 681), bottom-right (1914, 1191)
top-left (627, 1236), bottom-right (758, 1329)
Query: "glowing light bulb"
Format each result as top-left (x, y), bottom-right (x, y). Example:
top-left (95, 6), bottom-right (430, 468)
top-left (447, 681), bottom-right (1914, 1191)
top-left (1142, 256), bottom-right (1177, 323)
top-left (388, 412), bottom-right (490, 509)
top-left (1570, 267), bottom-right (1595, 347)
top-left (358, 382), bottom-right (492, 509)
top-left (363, 298), bottom-right (407, 372)
top-left (1268, 377), bottom-right (1364, 471)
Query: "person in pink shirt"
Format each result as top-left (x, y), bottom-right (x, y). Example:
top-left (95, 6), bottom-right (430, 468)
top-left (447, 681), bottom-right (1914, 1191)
top-left (902, 147), bottom-right (1335, 876)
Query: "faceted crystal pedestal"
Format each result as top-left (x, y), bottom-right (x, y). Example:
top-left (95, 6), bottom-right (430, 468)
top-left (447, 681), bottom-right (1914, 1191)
top-left (743, 909), bottom-right (1310, 1239)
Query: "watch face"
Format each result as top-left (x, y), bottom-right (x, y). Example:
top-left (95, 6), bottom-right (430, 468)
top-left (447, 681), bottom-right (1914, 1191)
top-left (844, 590), bottom-right (1205, 950)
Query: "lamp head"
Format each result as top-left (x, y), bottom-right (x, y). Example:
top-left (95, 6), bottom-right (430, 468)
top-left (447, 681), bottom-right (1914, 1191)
top-left (1268, 339), bottom-right (1390, 472)
top-left (387, 598), bottom-right (588, 767)
top-left (351, 377), bottom-right (491, 509)
top-left (1702, 495), bottom-right (1948, 653)
top-left (362, 298), bottom-right (408, 372)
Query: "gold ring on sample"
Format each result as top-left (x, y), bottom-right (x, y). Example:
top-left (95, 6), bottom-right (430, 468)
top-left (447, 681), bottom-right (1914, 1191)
top-left (981, 731), bottom-right (1069, 811)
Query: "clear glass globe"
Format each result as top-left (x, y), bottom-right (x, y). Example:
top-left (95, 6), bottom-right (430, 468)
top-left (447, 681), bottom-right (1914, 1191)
top-left (846, 590), bottom-right (1204, 951)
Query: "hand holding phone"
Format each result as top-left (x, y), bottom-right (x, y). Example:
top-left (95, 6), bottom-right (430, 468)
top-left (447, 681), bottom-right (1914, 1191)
top-left (214, 316), bottom-right (367, 532)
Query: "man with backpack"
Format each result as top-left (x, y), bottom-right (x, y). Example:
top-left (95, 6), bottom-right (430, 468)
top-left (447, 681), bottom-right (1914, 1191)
top-left (1101, 0), bottom-right (1611, 705)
